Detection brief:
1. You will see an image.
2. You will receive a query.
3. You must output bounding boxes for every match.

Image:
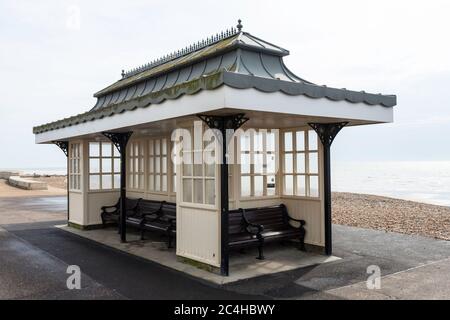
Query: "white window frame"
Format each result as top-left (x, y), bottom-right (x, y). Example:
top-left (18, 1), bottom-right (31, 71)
top-left (238, 129), bottom-right (279, 199)
top-left (88, 141), bottom-right (120, 191)
top-left (69, 142), bottom-right (81, 191)
top-left (128, 140), bottom-right (145, 191)
top-left (281, 128), bottom-right (320, 198)
top-left (147, 137), bottom-right (169, 194)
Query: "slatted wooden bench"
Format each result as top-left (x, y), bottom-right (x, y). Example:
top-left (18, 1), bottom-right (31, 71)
top-left (126, 199), bottom-right (163, 229)
top-left (228, 208), bottom-right (264, 260)
top-left (140, 201), bottom-right (177, 248)
top-left (241, 204), bottom-right (306, 258)
top-left (101, 197), bottom-right (142, 227)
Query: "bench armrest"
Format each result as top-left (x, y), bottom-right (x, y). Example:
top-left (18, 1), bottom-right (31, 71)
top-left (288, 217), bottom-right (306, 227)
top-left (101, 204), bottom-right (119, 213)
top-left (241, 208), bottom-right (264, 235)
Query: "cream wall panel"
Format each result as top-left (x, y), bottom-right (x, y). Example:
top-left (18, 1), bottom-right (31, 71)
top-left (86, 191), bottom-right (119, 225)
top-left (69, 192), bottom-right (84, 225)
top-left (176, 205), bottom-right (220, 267)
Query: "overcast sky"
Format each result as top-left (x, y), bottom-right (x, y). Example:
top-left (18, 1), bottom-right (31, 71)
top-left (1, 0), bottom-right (450, 169)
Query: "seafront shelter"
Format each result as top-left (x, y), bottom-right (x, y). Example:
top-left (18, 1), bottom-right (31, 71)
top-left (33, 21), bottom-right (396, 276)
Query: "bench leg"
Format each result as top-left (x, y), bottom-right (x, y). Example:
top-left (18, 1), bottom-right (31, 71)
top-left (298, 227), bottom-right (306, 252)
top-left (140, 229), bottom-right (145, 240)
top-left (167, 229), bottom-right (173, 249)
top-left (256, 239), bottom-right (265, 260)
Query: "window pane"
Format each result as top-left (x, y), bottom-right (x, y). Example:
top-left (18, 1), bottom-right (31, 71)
top-left (183, 179), bottom-right (192, 202)
top-left (254, 176), bottom-right (263, 197)
top-left (240, 153), bottom-right (250, 174)
top-left (134, 174), bottom-right (139, 189)
top-left (205, 163), bottom-right (215, 177)
top-left (205, 179), bottom-right (215, 204)
top-left (241, 176), bottom-right (251, 197)
top-left (139, 158), bottom-right (144, 173)
top-left (155, 175), bottom-right (161, 191)
top-left (296, 175), bottom-right (306, 196)
top-left (155, 157), bottom-right (161, 173)
top-left (162, 157), bottom-right (167, 174)
top-left (102, 175), bottom-right (112, 189)
top-left (102, 142), bottom-right (112, 157)
top-left (148, 157), bottom-right (154, 173)
top-left (296, 131), bottom-right (305, 151)
top-left (310, 176), bottom-right (319, 197)
top-left (135, 158), bottom-right (139, 173)
top-left (284, 132), bottom-right (293, 152)
top-left (134, 144), bottom-right (139, 158)
top-left (284, 175), bottom-right (294, 195)
top-left (254, 132), bottom-right (263, 152)
top-left (193, 179), bottom-right (203, 203)
top-left (89, 175), bottom-right (100, 190)
top-left (113, 145), bottom-right (120, 157)
top-left (148, 175), bottom-right (154, 191)
top-left (284, 154), bottom-right (293, 173)
top-left (266, 154), bottom-right (276, 174)
top-left (162, 175), bottom-right (167, 192)
top-left (183, 163), bottom-right (192, 176)
top-left (267, 175), bottom-right (276, 196)
top-left (148, 140), bottom-right (154, 155)
top-left (309, 152), bottom-right (318, 174)
top-left (308, 131), bottom-right (318, 150)
top-left (89, 159), bottom-right (100, 173)
top-left (254, 154), bottom-right (264, 174)
top-left (296, 153), bottom-right (305, 173)
top-left (266, 132), bottom-right (275, 152)
top-left (102, 158), bottom-right (112, 173)
top-left (240, 134), bottom-right (251, 152)
top-left (114, 158), bottom-right (120, 173)
top-left (173, 175), bottom-right (177, 192)
top-left (162, 139), bottom-right (167, 155)
top-left (193, 164), bottom-right (203, 177)
top-left (155, 140), bottom-right (160, 155)
top-left (113, 174), bottom-right (120, 189)
top-left (89, 142), bottom-right (99, 157)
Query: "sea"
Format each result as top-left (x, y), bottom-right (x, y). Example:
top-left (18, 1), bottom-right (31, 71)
top-left (3, 161), bottom-right (450, 207)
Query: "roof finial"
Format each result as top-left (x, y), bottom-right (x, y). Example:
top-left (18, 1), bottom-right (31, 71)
top-left (237, 19), bottom-right (243, 32)
top-left (121, 69), bottom-right (125, 78)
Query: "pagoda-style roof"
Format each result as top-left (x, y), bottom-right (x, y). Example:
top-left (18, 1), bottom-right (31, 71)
top-left (33, 22), bottom-right (396, 135)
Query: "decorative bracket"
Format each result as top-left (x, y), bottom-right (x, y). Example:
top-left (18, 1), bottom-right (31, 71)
top-left (102, 132), bottom-right (133, 154)
top-left (197, 113), bottom-right (249, 131)
top-left (53, 141), bottom-right (69, 157)
top-left (308, 122), bottom-right (348, 147)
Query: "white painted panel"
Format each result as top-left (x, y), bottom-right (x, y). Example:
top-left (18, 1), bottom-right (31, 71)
top-left (69, 192), bottom-right (84, 225)
top-left (176, 205), bottom-right (220, 267)
top-left (281, 198), bottom-right (324, 246)
top-left (87, 191), bottom-right (120, 225)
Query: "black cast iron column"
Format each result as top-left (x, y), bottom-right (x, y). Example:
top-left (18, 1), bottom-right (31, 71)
top-left (53, 141), bottom-right (69, 222)
top-left (198, 114), bottom-right (248, 276)
top-left (308, 122), bottom-right (347, 256)
top-left (103, 132), bottom-right (133, 242)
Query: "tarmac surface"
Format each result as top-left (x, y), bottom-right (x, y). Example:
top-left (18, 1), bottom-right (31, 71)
top-left (1, 195), bottom-right (450, 299)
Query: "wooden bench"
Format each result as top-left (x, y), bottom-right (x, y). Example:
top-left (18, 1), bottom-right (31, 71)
top-left (126, 199), bottom-right (163, 229)
top-left (140, 201), bottom-right (177, 248)
top-left (241, 204), bottom-right (306, 258)
top-left (228, 209), bottom-right (264, 260)
top-left (101, 197), bottom-right (142, 227)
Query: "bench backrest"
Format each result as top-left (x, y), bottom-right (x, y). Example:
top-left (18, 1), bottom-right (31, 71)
top-left (161, 202), bottom-right (176, 219)
top-left (124, 197), bottom-right (142, 210)
top-left (228, 209), bottom-right (246, 235)
top-left (242, 204), bottom-right (289, 232)
top-left (138, 199), bottom-right (163, 214)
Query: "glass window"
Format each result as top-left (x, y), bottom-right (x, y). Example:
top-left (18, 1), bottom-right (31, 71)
top-left (69, 143), bottom-right (81, 191)
top-left (88, 141), bottom-right (119, 190)
top-left (239, 130), bottom-right (278, 197)
top-left (282, 129), bottom-right (320, 198)
top-left (128, 141), bottom-right (144, 190)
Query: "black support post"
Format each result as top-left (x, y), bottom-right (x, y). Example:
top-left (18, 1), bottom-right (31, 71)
top-left (102, 132), bottom-right (133, 243)
top-left (53, 141), bottom-right (69, 222)
top-left (198, 114), bottom-right (248, 276)
top-left (308, 122), bottom-right (347, 256)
